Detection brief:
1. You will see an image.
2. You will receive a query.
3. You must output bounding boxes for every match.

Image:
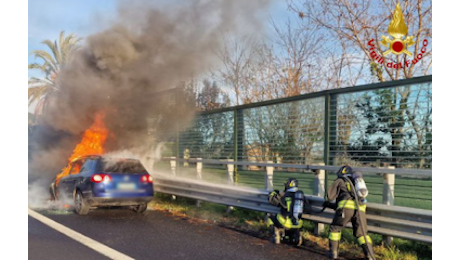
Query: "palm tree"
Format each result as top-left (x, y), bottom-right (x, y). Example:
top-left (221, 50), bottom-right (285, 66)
top-left (28, 31), bottom-right (81, 115)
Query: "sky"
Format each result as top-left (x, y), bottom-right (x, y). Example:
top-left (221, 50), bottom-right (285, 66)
top-left (28, 0), bottom-right (296, 113)
top-left (28, 0), bottom-right (295, 79)
top-left (28, 0), bottom-right (117, 78)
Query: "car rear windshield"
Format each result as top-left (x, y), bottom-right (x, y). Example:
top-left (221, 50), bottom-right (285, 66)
top-left (100, 159), bottom-right (148, 174)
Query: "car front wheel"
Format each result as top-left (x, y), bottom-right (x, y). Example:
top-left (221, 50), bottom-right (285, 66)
top-left (74, 191), bottom-right (90, 215)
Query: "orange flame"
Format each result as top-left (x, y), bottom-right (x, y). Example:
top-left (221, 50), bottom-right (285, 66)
top-left (68, 112), bottom-right (108, 162)
top-left (388, 3), bottom-right (408, 39)
top-left (55, 112), bottom-right (109, 184)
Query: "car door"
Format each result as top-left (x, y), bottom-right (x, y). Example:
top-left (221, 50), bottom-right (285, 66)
top-left (59, 165), bottom-right (72, 197)
top-left (74, 159), bottom-right (97, 194)
top-left (62, 159), bottom-right (85, 197)
top-left (56, 162), bottom-right (74, 198)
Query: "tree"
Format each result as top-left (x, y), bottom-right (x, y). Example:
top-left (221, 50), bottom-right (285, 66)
top-left (175, 78), bottom-right (233, 159)
top-left (287, 1), bottom-right (432, 169)
top-left (347, 86), bottom-right (432, 168)
top-left (288, 0), bottom-right (432, 82)
top-left (213, 18), bottom-right (330, 165)
top-left (28, 31), bottom-right (81, 115)
top-left (196, 79), bottom-right (231, 111)
top-left (215, 35), bottom-right (260, 105)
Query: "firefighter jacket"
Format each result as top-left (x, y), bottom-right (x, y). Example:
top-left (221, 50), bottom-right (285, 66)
top-left (327, 178), bottom-right (366, 212)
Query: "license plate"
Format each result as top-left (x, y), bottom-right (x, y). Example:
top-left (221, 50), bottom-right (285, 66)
top-left (117, 183), bottom-right (136, 190)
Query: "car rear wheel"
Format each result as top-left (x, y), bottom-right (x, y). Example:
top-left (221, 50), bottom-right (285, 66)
top-left (74, 191), bottom-right (90, 215)
top-left (133, 204), bottom-right (148, 214)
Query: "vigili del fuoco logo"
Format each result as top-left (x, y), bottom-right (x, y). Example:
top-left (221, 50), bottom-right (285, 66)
top-left (367, 3), bottom-right (428, 69)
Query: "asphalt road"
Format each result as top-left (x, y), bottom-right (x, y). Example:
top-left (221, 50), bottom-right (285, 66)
top-left (29, 208), bottom-right (330, 260)
top-left (29, 216), bottom-right (110, 260)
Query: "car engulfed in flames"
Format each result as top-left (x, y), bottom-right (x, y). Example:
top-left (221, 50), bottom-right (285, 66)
top-left (54, 112), bottom-right (108, 186)
top-left (49, 112), bottom-right (154, 215)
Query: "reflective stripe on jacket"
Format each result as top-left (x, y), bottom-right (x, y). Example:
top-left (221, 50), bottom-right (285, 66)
top-left (337, 199), bottom-right (366, 212)
top-left (276, 214), bottom-right (303, 229)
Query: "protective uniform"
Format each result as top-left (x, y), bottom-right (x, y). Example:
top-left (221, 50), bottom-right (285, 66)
top-left (325, 166), bottom-right (374, 260)
top-left (267, 178), bottom-right (306, 246)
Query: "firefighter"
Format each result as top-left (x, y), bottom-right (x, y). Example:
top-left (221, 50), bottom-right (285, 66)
top-left (323, 166), bottom-right (375, 260)
top-left (267, 178), bottom-right (306, 246)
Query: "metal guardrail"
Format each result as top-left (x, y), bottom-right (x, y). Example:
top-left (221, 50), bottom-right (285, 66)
top-left (153, 175), bottom-right (432, 243)
top-left (162, 157), bottom-right (432, 176)
top-left (153, 157), bottom-right (432, 243)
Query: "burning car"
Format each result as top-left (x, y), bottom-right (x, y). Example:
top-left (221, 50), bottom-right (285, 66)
top-left (50, 155), bottom-right (154, 215)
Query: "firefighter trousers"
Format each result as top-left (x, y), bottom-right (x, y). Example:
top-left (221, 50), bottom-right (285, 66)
top-left (328, 208), bottom-right (373, 258)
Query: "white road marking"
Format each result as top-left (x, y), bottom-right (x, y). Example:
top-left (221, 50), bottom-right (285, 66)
top-left (28, 208), bottom-right (136, 260)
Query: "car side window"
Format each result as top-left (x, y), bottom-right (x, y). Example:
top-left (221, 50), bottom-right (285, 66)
top-left (70, 159), bottom-right (85, 175)
top-left (94, 159), bottom-right (103, 173)
top-left (80, 159), bottom-right (96, 176)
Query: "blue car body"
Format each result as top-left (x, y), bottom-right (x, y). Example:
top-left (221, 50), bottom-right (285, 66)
top-left (50, 155), bottom-right (154, 214)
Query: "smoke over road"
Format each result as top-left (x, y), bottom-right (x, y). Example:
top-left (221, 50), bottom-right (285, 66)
top-left (29, 0), bottom-right (273, 202)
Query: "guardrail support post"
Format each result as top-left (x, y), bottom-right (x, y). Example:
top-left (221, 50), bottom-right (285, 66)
top-left (314, 163), bottom-right (325, 235)
top-left (197, 158), bottom-right (203, 180)
top-left (382, 166), bottom-right (395, 245)
top-left (227, 159), bottom-right (235, 185)
top-left (170, 157), bottom-right (177, 200)
top-left (264, 161), bottom-right (274, 223)
top-left (196, 158), bottom-right (202, 207)
top-left (226, 159), bottom-right (235, 213)
top-left (170, 157), bottom-right (177, 176)
top-left (265, 161), bottom-right (274, 191)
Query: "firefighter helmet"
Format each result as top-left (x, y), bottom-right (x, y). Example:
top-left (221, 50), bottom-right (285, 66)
top-left (337, 165), bottom-right (354, 177)
top-left (284, 178), bottom-right (298, 191)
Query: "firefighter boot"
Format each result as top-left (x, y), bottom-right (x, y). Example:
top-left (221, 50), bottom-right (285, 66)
top-left (269, 226), bottom-right (280, 244)
top-left (327, 240), bottom-right (339, 259)
top-left (268, 226), bottom-right (278, 244)
top-left (285, 229), bottom-right (297, 245)
top-left (361, 244), bottom-right (375, 260)
top-left (292, 229), bottom-right (303, 246)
